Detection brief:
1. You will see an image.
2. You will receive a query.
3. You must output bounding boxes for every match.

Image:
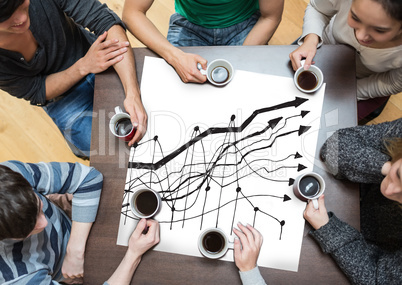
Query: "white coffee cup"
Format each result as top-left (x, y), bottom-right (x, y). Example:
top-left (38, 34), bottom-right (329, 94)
top-left (198, 59), bottom-right (234, 86)
top-left (293, 172), bottom-right (325, 209)
top-left (109, 106), bottom-right (135, 142)
top-left (130, 186), bottom-right (162, 219)
top-left (294, 61), bottom-right (324, 93)
top-left (198, 227), bottom-right (234, 259)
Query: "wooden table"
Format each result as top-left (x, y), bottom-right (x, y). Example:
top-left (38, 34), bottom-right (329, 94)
top-left (86, 45), bottom-right (358, 284)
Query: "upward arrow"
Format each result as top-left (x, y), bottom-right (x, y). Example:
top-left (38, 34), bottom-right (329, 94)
top-left (268, 117), bottom-right (283, 129)
top-left (129, 97), bottom-right (310, 170)
top-left (298, 125), bottom-right (311, 136)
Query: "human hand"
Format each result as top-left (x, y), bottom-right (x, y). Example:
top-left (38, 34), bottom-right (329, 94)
top-left (303, 195), bottom-right (329, 230)
top-left (233, 223), bottom-right (263, 272)
top-left (289, 34), bottom-right (319, 71)
top-left (170, 51), bottom-right (208, 83)
top-left (79, 31), bottom-right (130, 76)
top-left (127, 218), bottom-right (160, 259)
top-left (124, 94), bottom-right (148, 146)
top-left (61, 247), bottom-right (84, 280)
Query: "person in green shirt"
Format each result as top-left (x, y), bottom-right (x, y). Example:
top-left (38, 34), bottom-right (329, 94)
top-left (122, 0), bottom-right (284, 84)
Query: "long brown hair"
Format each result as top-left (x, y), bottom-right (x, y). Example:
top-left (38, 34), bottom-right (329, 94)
top-left (384, 138), bottom-right (402, 163)
top-left (384, 137), bottom-right (402, 207)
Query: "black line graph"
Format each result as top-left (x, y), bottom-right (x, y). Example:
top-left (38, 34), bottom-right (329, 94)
top-left (120, 97), bottom-right (312, 240)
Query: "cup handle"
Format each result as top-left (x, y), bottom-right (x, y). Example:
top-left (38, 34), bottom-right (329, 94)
top-left (312, 198), bottom-right (319, 210)
top-left (115, 106), bottom-right (123, 114)
top-left (197, 63), bottom-right (207, 76)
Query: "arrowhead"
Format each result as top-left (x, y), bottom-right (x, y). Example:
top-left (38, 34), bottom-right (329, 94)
top-left (268, 117), bottom-right (282, 129)
top-left (283, 194), bottom-right (291, 202)
top-left (298, 125), bottom-right (311, 136)
top-left (294, 152), bottom-right (302, 159)
top-left (297, 164), bottom-right (307, 171)
top-left (288, 178), bottom-right (295, 186)
top-left (294, 97), bottom-right (309, 107)
top-left (301, 110), bottom-right (310, 118)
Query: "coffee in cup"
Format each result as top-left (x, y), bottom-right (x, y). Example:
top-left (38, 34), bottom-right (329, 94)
top-left (293, 172), bottom-right (325, 209)
top-left (198, 59), bottom-right (234, 86)
top-left (198, 227), bottom-right (234, 259)
top-left (293, 62), bottom-right (324, 93)
top-left (130, 187), bottom-right (161, 219)
top-left (109, 106), bottom-right (135, 142)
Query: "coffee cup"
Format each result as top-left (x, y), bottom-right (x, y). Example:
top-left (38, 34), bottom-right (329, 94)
top-left (130, 186), bottom-right (162, 219)
top-left (293, 172), bottom-right (325, 209)
top-left (198, 59), bottom-right (234, 86)
top-left (293, 61), bottom-right (324, 93)
top-left (198, 227), bottom-right (234, 259)
top-left (109, 106), bottom-right (135, 142)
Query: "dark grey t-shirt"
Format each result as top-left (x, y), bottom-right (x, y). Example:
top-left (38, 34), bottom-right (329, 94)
top-left (0, 0), bottom-right (124, 105)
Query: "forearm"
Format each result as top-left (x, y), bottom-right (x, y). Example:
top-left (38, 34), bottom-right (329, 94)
top-left (300, 2), bottom-right (332, 46)
top-left (122, 7), bottom-right (183, 68)
top-left (243, 17), bottom-right (280, 45)
top-left (66, 221), bottom-right (93, 259)
top-left (319, 120), bottom-right (402, 183)
top-left (106, 25), bottom-right (140, 99)
top-left (45, 58), bottom-right (88, 100)
top-left (106, 251), bottom-right (142, 285)
top-left (244, 0), bottom-right (284, 45)
top-left (357, 68), bottom-right (402, 100)
top-left (311, 213), bottom-right (402, 284)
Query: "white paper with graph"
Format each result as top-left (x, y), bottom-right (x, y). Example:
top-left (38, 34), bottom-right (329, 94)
top-left (117, 57), bottom-right (325, 272)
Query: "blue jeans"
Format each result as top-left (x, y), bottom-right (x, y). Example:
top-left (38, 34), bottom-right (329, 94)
top-left (43, 74), bottom-right (94, 158)
top-left (167, 12), bottom-right (261, 46)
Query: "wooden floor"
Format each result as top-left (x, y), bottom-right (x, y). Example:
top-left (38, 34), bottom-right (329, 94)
top-left (0, 0), bottom-right (401, 164)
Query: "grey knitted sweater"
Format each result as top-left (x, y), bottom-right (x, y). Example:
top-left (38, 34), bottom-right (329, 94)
top-left (313, 118), bottom-right (402, 285)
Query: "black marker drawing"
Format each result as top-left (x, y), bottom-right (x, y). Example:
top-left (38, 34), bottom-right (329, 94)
top-left (120, 97), bottom-right (312, 241)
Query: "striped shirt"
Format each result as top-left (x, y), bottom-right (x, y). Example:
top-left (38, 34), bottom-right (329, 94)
top-left (0, 161), bottom-right (103, 284)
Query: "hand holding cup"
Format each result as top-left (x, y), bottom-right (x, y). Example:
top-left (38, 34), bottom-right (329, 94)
top-left (293, 172), bottom-right (326, 209)
top-left (109, 106), bottom-right (136, 142)
top-left (130, 187), bottom-right (162, 219)
top-left (197, 59), bottom-right (234, 86)
top-left (293, 61), bottom-right (324, 93)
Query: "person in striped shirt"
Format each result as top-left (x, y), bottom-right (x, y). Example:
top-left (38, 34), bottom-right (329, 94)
top-left (0, 161), bottom-right (160, 284)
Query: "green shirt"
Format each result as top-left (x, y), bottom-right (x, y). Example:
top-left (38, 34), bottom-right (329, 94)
top-left (175, 0), bottom-right (259, 28)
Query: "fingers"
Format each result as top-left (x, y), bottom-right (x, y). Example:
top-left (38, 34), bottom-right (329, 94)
top-left (175, 54), bottom-right (208, 83)
top-left (142, 219), bottom-right (160, 248)
top-left (94, 31), bottom-right (108, 44)
top-left (303, 52), bottom-right (315, 70)
top-left (124, 97), bottom-right (148, 146)
top-left (289, 50), bottom-right (302, 71)
top-left (132, 219), bottom-right (159, 241)
top-left (196, 57), bottom-right (208, 71)
top-left (128, 110), bottom-right (140, 146)
top-left (307, 195), bottom-right (326, 211)
top-left (84, 34), bottom-right (129, 74)
top-left (233, 223), bottom-right (262, 272)
top-left (132, 218), bottom-right (148, 238)
top-left (233, 225), bottom-right (248, 246)
top-left (233, 223), bottom-right (262, 248)
top-left (317, 194), bottom-right (326, 211)
top-left (303, 195), bottom-right (330, 230)
top-left (237, 223), bottom-right (254, 244)
top-left (146, 219), bottom-right (159, 236)
top-left (128, 114), bottom-right (147, 146)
